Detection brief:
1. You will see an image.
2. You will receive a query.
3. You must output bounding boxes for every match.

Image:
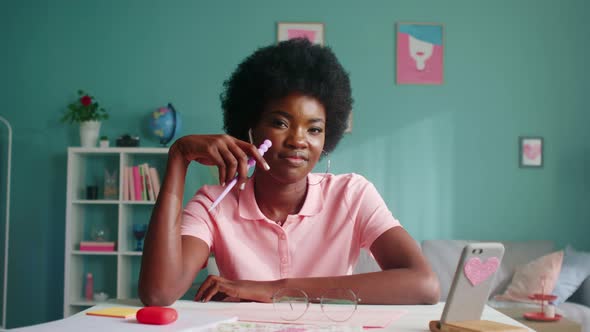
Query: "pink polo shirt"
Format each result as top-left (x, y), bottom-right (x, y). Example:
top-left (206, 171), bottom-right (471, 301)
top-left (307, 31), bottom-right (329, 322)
top-left (180, 173), bottom-right (401, 281)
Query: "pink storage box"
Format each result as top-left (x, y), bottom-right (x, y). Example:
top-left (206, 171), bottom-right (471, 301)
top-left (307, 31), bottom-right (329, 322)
top-left (79, 241), bottom-right (115, 252)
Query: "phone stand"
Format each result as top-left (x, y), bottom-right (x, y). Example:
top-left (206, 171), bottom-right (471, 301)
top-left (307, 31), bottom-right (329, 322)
top-left (429, 320), bottom-right (527, 332)
top-left (429, 320), bottom-right (442, 332)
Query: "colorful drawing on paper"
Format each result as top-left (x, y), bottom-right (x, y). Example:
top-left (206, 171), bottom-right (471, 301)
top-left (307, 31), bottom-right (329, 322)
top-left (278, 23), bottom-right (324, 45)
top-left (396, 23), bottom-right (444, 85)
top-left (214, 322), bottom-right (360, 332)
top-left (287, 29), bottom-right (317, 42)
top-left (519, 137), bottom-right (543, 167)
top-left (206, 302), bottom-right (403, 329)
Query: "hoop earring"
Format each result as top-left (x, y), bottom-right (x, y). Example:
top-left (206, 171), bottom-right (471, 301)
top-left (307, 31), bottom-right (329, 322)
top-left (248, 128), bottom-right (254, 144)
top-left (308, 151), bottom-right (331, 186)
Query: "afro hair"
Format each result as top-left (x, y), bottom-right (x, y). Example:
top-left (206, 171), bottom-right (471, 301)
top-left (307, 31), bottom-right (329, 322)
top-left (220, 38), bottom-right (353, 154)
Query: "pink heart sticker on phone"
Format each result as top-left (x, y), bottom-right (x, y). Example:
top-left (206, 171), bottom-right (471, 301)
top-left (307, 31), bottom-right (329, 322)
top-left (464, 257), bottom-right (500, 286)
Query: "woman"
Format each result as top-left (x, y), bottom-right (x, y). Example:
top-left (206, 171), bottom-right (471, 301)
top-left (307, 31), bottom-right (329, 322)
top-left (138, 38), bottom-right (440, 306)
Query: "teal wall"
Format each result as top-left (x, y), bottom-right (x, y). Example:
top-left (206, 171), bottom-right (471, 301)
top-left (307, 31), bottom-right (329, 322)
top-left (1, 0), bottom-right (589, 328)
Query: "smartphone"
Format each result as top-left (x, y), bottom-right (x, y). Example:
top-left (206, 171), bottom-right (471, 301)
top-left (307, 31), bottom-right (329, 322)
top-left (440, 242), bottom-right (505, 323)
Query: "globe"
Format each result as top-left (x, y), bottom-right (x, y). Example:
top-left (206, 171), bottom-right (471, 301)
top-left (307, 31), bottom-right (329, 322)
top-left (149, 103), bottom-right (181, 146)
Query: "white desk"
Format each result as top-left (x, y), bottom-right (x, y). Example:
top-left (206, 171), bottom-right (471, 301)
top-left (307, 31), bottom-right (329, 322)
top-left (11, 300), bottom-right (532, 331)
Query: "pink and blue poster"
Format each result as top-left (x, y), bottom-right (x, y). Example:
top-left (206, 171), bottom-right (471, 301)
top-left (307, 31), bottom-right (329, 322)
top-left (396, 23), bottom-right (444, 85)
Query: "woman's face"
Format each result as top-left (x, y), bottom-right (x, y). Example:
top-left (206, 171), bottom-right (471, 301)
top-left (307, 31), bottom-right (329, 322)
top-left (253, 93), bottom-right (326, 185)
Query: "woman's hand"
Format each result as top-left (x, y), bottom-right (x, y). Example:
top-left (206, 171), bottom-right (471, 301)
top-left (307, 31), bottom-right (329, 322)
top-left (170, 135), bottom-right (270, 187)
top-left (194, 275), bottom-right (279, 303)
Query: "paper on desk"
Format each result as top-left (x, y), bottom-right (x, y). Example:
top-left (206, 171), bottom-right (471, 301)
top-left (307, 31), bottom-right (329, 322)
top-left (212, 321), bottom-right (362, 332)
top-left (206, 303), bottom-right (406, 329)
top-left (10, 306), bottom-right (237, 332)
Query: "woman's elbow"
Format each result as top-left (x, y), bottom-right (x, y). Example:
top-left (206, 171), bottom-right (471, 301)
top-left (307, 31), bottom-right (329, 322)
top-left (138, 283), bottom-right (178, 307)
top-left (418, 271), bottom-right (440, 304)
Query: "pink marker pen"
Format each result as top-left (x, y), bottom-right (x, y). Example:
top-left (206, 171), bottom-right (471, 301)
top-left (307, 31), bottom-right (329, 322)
top-left (208, 139), bottom-right (272, 212)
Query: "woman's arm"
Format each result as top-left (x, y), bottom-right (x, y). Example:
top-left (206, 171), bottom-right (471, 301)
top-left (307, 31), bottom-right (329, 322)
top-left (195, 227), bottom-right (440, 304)
top-left (138, 146), bottom-right (209, 306)
top-left (138, 135), bottom-right (268, 306)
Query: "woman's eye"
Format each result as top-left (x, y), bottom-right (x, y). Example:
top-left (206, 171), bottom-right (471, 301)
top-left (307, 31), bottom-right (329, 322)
top-left (272, 119), bottom-right (288, 128)
top-left (309, 127), bottom-right (324, 134)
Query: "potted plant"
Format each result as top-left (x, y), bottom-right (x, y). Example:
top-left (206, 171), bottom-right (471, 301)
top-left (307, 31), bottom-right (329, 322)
top-left (61, 90), bottom-right (109, 147)
top-left (99, 135), bottom-right (109, 148)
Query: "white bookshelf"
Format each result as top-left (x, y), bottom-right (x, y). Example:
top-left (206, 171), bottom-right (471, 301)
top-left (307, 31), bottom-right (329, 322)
top-left (63, 147), bottom-right (168, 317)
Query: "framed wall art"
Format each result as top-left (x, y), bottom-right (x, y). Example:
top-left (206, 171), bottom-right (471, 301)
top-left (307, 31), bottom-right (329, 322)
top-left (396, 22), bottom-right (444, 85)
top-left (519, 136), bottom-right (543, 168)
top-left (277, 22), bottom-right (324, 45)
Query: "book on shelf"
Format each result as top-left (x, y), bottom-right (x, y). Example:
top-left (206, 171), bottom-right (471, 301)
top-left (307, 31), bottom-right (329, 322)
top-left (122, 163), bottom-right (161, 201)
top-left (149, 166), bottom-right (161, 199)
top-left (139, 165), bottom-right (147, 200)
top-left (132, 166), bottom-right (142, 201)
top-left (126, 166), bottom-right (134, 200)
top-left (122, 167), bottom-right (129, 201)
top-left (79, 241), bottom-right (115, 252)
top-left (141, 163), bottom-right (155, 201)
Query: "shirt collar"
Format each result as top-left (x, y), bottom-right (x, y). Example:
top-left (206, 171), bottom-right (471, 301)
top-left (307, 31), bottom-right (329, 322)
top-left (238, 174), bottom-right (324, 220)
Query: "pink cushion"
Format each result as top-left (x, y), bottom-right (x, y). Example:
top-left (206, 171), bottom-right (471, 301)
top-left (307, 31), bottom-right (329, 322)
top-left (495, 250), bottom-right (563, 303)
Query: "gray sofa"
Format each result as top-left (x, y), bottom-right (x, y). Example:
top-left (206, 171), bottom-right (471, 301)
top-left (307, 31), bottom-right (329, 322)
top-left (420, 240), bottom-right (590, 331)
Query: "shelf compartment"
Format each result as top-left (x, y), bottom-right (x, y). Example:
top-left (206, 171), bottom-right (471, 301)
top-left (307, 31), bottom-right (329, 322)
top-left (118, 255), bottom-right (142, 299)
top-left (68, 255), bottom-right (117, 306)
top-left (69, 153), bottom-right (120, 201)
top-left (119, 204), bottom-right (152, 252)
top-left (120, 152), bottom-right (167, 203)
top-left (68, 204), bottom-right (118, 251)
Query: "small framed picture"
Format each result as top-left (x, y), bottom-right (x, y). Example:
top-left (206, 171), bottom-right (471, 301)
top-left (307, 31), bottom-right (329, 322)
top-left (277, 22), bottom-right (324, 45)
top-left (519, 136), bottom-right (543, 168)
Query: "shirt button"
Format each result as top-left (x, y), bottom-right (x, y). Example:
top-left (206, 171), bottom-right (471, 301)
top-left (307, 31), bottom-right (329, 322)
top-left (281, 257), bottom-right (288, 263)
top-left (280, 234), bottom-right (286, 240)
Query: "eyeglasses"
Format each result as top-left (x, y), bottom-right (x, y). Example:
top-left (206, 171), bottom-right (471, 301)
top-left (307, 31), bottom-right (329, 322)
top-left (271, 288), bottom-right (361, 322)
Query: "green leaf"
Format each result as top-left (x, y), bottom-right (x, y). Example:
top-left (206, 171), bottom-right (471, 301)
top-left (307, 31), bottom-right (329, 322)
top-left (61, 90), bottom-right (109, 124)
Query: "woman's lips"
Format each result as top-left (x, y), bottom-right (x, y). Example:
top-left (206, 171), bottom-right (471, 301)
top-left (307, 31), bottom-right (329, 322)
top-left (280, 152), bottom-right (308, 166)
top-left (284, 156), bottom-right (306, 166)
